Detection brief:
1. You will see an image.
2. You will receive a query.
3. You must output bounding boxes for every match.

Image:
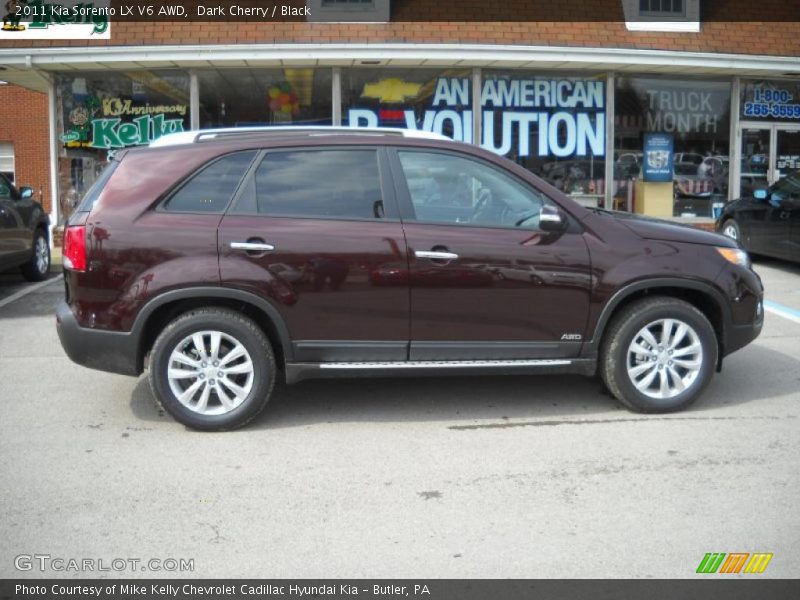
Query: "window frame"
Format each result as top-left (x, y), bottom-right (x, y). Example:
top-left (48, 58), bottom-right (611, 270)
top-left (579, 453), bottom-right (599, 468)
top-left (638, 0), bottom-right (685, 17)
top-left (226, 145), bottom-right (401, 223)
top-left (158, 150), bottom-right (260, 215)
top-left (387, 147), bottom-right (578, 233)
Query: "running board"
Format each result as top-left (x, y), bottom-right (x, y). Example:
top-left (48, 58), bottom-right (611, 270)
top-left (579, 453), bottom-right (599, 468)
top-left (285, 358), bottom-right (596, 384)
top-left (320, 359), bottom-right (571, 369)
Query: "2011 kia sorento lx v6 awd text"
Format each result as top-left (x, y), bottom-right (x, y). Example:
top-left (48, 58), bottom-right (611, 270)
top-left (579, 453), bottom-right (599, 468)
top-left (56, 128), bottom-right (763, 431)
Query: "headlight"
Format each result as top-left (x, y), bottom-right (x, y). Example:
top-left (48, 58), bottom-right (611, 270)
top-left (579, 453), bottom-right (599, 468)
top-left (716, 247), bottom-right (750, 268)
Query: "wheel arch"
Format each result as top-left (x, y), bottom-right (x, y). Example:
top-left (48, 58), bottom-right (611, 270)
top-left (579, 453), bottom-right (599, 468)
top-left (585, 278), bottom-right (732, 368)
top-left (131, 287), bottom-right (293, 375)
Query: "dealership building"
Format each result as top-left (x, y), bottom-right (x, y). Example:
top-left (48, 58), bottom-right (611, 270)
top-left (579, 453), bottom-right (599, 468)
top-left (1, 0), bottom-right (799, 235)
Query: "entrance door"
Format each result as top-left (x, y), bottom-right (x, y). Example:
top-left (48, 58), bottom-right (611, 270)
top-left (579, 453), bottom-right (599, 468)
top-left (737, 124), bottom-right (800, 194)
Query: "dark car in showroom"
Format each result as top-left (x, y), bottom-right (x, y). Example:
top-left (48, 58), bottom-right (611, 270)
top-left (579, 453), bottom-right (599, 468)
top-left (717, 169), bottom-right (800, 263)
top-left (56, 127), bottom-right (763, 431)
top-left (0, 172), bottom-right (51, 281)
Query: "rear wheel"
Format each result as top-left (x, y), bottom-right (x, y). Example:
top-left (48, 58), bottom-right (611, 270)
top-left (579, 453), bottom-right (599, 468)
top-left (600, 297), bottom-right (718, 413)
top-left (148, 308), bottom-right (276, 431)
top-left (20, 230), bottom-right (50, 282)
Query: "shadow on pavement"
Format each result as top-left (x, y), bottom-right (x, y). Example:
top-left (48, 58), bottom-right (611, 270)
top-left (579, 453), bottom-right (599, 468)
top-left (128, 343), bottom-right (798, 430)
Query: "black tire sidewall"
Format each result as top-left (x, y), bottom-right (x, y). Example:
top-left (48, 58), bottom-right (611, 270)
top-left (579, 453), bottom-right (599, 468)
top-left (610, 302), bottom-right (717, 412)
top-left (149, 311), bottom-right (275, 431)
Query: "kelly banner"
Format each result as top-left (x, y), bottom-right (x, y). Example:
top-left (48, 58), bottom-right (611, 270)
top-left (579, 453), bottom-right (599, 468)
top-left (2, 580), bottom-right (799, 600)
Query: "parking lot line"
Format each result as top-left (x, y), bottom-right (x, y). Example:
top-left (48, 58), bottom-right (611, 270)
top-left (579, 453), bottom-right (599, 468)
top-left (0, 275), bottom-right (63, 310)
top-left (763, 299), bottom-right (800, 326)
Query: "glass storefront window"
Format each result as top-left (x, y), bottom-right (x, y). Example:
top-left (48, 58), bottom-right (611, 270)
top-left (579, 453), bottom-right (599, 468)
top-left (55, 70), bottom-right (190, 224)
top-left (741, 80), bottom-right (800, 123)
top-left (482, 72), bottom-right (607, 207)
top-left (342, 68), bottom-right (472, 140)
top-left (197, 68), bottom-right (332, 128)
top-left (615, 76), bottom-right (731, 217)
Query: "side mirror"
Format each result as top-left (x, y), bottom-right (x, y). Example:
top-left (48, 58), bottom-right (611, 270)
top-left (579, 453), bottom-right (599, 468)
top-left (753, 188), bottom-right (768, 201)
top-left (19, 186), bottom-right (33, 200)
top-left (539, 205), bottom-right (567, 232)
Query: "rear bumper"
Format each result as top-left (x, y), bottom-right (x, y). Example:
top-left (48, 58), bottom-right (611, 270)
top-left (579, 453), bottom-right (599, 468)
top-left (56, 301), bottom-right (139, 377)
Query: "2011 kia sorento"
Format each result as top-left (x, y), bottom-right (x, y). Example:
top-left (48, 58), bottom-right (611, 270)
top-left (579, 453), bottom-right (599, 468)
top-left (56, 128), bottom-right (764, 431)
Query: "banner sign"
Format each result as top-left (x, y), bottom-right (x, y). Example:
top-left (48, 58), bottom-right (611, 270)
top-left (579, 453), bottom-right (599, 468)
top-left (61, 95), bottom-right (187, 149)
top-left (643, 133), bottom-right (674, 182)
top-left (348, 76), bottom-right (606, 159)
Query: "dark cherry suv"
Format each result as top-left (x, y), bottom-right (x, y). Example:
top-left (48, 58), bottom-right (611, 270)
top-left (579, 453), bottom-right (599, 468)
top-left (56, 128), bottom-right (764, 430)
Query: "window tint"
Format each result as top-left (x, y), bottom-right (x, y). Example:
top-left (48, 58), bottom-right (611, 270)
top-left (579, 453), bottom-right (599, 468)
top-left (0, 174), bottom-right (12, 199)
top-left (771, 172), bottom-right (800, 202)
top-left (75, 160), bottom-right (118, 213)
top-left (164, 151), bottom-right (256, 213)
top-left (252, 150), bottom-right (383, 219)
top-left (398, 151), bottom-right (550, 229)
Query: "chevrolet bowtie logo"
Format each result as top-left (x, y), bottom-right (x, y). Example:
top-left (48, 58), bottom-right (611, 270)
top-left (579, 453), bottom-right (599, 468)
top-left (361, 78), bottom-right (423, 103)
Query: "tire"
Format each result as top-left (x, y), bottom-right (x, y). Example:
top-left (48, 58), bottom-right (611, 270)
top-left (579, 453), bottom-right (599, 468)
top-left (600, 297), bottom-right (718, 413)
top-left (148, 308), bottom-right (276, 431)
top-left (20, 229), bottom-right (50, 282)
top-left (720, 219), bottom-right (741, 244)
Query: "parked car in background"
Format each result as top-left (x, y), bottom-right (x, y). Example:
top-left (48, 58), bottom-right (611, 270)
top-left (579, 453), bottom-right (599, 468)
top-left (57, 127), bottom-right (763, 430)
top-left (0, 173), bottom-right (51, 281)
top-left (718, 168), bottom-right (800, 264)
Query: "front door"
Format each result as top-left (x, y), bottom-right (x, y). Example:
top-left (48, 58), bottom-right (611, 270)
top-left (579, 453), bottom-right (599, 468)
top-left (0, 174), bottom-right (27, 268)
top-left (218, 147), bottom-right (410, 363)
top-left (389, 149), bottom-right (592, 361)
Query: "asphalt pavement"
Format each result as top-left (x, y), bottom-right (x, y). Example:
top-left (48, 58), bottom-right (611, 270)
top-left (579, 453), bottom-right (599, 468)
top-left (0, 258), bottom-right (798, 579)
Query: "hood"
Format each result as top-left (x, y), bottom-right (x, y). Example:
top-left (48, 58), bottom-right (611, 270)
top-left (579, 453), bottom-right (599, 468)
top-left (602, 210), bottom-right (736, 247)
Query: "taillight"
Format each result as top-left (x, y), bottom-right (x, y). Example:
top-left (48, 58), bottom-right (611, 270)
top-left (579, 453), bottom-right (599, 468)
top-left (63, 226), bottom-right (87, 272)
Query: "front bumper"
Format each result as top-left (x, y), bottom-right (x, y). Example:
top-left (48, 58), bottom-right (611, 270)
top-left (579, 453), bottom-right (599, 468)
top-left (716, 265), bottom-right (764, 358)
top-left (56, 301), bottom-right (140, 376)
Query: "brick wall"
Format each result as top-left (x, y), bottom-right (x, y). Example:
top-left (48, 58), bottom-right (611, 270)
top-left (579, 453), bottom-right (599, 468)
top-left (0, 86), bottom-right (51, 215)
top-left (3, 20), bottom-right (799, 56)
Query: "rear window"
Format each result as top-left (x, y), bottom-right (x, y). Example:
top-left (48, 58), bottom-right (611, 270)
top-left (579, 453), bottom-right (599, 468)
top-left (163, 151), bottom-right (257, 213)
top-left (241, 149), bottom-right (384, 220)
top-left (75, 160), bottom-right (119, 213)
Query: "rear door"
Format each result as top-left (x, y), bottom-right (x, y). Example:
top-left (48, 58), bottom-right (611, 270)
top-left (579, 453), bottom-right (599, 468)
top-left (218, 147), bottom-right (410, 363)
top-left (389, 148), bottom-right (592, 361)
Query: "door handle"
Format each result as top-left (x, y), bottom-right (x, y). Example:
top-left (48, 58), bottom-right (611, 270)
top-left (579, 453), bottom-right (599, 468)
top-left (415, 250), bottom-right (459, 261)
top-left (231, 241), bottom-right (276, 252)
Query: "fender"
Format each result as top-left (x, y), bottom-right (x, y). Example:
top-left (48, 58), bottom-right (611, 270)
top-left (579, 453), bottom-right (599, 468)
top-left (582, 276), bottom-right (732, 357)
top-left (130, 286), bottom-right (294, 363)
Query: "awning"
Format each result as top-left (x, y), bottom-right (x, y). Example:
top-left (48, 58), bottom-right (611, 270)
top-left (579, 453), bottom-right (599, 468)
top-left (2, 43), bottom-right (800, 92)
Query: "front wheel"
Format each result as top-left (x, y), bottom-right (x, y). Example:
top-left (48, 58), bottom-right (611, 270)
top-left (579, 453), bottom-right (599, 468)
top-left (148, 308), bottom-right (276, 431)
top-left (600, 297), bottom-right (718, 413)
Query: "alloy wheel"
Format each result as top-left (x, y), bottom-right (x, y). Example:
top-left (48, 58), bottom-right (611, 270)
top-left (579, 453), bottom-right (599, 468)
top-left (166, 330), bottom-right (255, 415)
top-left (35, 236), bottom-right (49, 274)
top-left (626, 318), bottom-right (704, 400)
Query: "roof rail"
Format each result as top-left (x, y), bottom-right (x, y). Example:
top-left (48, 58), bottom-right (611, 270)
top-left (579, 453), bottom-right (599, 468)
top-left (149, 126), bottom-right (450, 147)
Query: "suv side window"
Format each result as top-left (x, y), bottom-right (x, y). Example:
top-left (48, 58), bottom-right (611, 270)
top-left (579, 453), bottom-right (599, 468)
top-left (163, 151), bottom-right (257, 213)
top-left (242, 149), bottom-right (384, 220)
top-left (398, 151), bottom-right (552, 230)
top-left (0, 174), bottom-right (13, 199)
